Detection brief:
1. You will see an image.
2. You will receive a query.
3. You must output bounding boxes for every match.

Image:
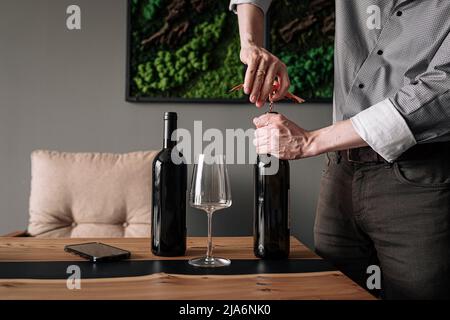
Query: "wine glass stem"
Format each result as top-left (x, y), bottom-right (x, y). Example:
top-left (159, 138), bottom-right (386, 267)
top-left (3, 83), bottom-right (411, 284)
top-left (206, 211), bottom-right (213, 260)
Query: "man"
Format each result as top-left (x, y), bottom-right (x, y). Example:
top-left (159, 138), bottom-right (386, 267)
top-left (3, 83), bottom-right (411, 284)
top-left (230, 0), bottom-right (450, 299)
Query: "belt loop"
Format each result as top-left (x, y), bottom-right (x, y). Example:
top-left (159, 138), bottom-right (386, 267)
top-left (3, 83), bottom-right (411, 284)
top-left (336, 151), bottom-right (342, 164)
top-left (378, 153), bottom-right (393, 168)
top-left (384, 157), bottom-right (394, 168)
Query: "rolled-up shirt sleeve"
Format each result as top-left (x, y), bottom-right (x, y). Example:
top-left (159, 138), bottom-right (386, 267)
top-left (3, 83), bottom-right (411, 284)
top-left (352, 30), bottom-right (450, 162)
top-left (351, 99), bottom-right (416, 162)
top-left (229, 0), bottom-right (272, 15)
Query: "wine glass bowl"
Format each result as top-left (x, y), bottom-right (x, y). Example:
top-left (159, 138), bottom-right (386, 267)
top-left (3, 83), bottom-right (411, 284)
top-left (189, 154), bottom-right (232, 268)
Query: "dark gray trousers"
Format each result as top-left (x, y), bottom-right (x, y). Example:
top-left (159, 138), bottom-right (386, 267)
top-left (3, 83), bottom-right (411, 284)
top-left (314, 147), bottom-right (450, 300)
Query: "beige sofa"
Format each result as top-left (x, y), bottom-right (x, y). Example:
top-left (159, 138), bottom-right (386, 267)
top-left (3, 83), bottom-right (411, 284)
top-left (21, 150), bottom-right (158, 238)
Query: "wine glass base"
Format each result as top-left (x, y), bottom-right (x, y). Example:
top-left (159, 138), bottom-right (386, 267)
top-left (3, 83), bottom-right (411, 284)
top-left (188, 256), bottom-right (231, 268)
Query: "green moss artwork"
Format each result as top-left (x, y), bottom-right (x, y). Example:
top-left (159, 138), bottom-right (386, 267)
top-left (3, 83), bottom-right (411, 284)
top-left (127, 0), bottom-right (334, 102)
top-left (128, 0), bottom-right (245, 101)
top-left (268, 0), bottom-right (335, 100)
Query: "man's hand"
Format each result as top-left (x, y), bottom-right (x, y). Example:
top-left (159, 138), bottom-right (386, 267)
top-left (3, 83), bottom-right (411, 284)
top-left (236, 4), bottom-right (290, 108)
top-left (253, 113), bottom-right (315, 159)
top-left (253, 113), bottom-right (369, 160)
top-left (240, 45), bottom-right (290, 108)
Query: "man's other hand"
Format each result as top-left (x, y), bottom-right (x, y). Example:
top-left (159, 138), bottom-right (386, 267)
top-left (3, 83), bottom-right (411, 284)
top-left (240, 45), bottom-right (290, 108)
top-left (253, 113), bottom-right (315, 159)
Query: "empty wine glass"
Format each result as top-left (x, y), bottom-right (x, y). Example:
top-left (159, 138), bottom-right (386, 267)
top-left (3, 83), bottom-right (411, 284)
top-left (189, 154), bottom-right (232, 267)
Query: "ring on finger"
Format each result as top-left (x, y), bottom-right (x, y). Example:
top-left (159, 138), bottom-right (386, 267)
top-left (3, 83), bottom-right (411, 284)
top-left (256, 69), bottom-right (266, 77)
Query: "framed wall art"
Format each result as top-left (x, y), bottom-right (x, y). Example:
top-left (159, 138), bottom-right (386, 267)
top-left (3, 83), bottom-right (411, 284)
top-left (126, 0), bottom-right (335, 103)
top-left (267, 0), bottom-right (334, 101)
top-left (126, 0), bottom-right (246, 102)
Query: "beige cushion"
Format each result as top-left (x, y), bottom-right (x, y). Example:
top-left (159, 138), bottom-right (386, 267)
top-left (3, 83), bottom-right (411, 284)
top-left (28, 150), bottom-right (159, 238)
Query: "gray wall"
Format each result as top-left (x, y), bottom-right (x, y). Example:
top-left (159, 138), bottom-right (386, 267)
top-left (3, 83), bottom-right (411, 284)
top-left (0, 0), bottom-right (332, 249)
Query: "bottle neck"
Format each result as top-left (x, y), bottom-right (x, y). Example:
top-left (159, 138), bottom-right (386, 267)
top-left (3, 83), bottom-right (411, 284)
top-left (163, 118), bottom-right (177, 149)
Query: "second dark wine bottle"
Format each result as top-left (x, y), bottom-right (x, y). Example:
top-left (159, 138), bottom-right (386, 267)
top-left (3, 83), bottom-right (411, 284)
top-left (151, 112), bottom-right (187, 256)
top-left (254, 113), bottom-right (290, 259)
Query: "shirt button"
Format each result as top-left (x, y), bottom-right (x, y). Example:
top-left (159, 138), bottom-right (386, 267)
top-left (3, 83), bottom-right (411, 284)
top-left (358, 83), bottom-right (365, 89)
top-left (377, 50), bottom-right (384, 55)
top-left (123, 222), bottom-right (129, 228)
top-left (396, 11), bottom-right (403, 16)
top-left (71, 222), bottom-right (77, 227)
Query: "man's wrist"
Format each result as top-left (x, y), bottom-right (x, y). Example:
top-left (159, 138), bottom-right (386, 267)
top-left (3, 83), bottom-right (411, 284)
top-left (299, 120), bottom-right (368, 158)
top-left (236, 4), bottom-right (264, 47)
top-left (240, 33), bottom-right (259, 48)
top-left (301, 129), bottom-right (326, 158)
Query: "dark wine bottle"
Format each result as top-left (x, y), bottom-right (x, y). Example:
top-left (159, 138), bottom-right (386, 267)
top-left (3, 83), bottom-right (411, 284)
top-left (254, 113), bottom-right (290, 259)
top-left (151, 112), bottom-right (187, 256)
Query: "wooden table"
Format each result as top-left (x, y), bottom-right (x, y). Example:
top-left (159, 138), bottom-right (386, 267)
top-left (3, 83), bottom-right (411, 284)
top-left (0, 237), bottom-right (375, 300)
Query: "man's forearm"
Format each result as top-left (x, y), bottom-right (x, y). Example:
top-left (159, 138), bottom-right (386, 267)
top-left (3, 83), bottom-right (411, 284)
top-left (236, 4), bottom-right (265, 47)
top-left (306, 120), bottom-right (368, 156)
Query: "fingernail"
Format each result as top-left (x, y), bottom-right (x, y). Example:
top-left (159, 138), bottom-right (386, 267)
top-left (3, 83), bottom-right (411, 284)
top-left (244, 87), bottom-right (250, 94)
top-left (250, 95), bottom-right (256, 103)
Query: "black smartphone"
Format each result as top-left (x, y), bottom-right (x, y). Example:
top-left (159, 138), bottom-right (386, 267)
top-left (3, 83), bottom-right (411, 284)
top-left (64, 242), bottom-right (131, 262)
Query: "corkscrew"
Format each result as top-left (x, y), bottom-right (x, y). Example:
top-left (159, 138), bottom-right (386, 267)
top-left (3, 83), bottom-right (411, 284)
top-left (229, 80), bottom-right (305, 112)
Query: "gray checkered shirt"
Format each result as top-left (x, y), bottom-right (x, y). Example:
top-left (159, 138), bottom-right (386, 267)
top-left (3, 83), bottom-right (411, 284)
top-left (230, 0), bottom-right (450, 161)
